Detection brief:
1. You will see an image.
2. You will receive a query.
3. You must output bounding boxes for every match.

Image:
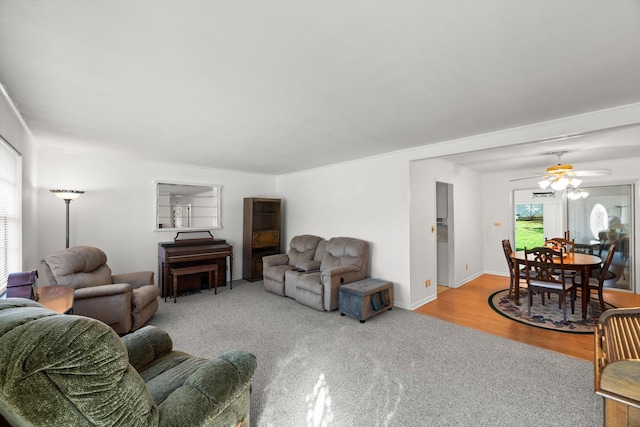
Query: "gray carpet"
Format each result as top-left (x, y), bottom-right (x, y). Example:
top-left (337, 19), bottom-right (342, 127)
top-left (148, 280), bottom-right (603, 426)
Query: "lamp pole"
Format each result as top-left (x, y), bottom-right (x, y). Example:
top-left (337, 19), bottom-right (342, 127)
top-left (50, 190), bottom-right (84, 249)
top-left (64, 198), bottom-right (71, 248)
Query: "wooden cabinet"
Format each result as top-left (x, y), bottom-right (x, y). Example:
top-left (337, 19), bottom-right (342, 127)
top-left (243, 198), bottom-right (281, 281)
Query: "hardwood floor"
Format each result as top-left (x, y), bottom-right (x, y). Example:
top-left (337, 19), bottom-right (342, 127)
top-left (414, 274), bottom-right (640, 361)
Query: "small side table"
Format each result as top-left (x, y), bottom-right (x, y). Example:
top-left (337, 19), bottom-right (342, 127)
top-left (38, 285), bottom-right (74, 314)
top-left (339, 278), bottom-right (394, 323)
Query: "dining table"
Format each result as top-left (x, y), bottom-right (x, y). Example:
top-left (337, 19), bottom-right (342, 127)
top-left (511, 250), bottom-right (602, 319)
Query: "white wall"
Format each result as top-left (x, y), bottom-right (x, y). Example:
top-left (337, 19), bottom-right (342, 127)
top-left (410, 158), bottom-right (484, 308)
top-left (0, 86), bottom-right (39, 270)
top-left (277, 152), bottom-right (412, 307)
top-left (36, 149), bottom-right (277, 284)
top-left (277, 150), bottom-right (485, 310)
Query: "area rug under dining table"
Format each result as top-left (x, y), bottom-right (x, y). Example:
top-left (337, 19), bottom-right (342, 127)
top-left (489, 288), bottom-right (615, 334)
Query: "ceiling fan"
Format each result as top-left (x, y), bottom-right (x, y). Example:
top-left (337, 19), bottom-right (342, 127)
top-left (511, 151), bottom-right (612, 192)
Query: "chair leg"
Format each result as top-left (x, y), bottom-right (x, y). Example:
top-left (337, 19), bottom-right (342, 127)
top-left (570, 290), bottom-right (575, 314)
top-left (598, 288), bottom-right (606, 312)
top-left (508, 275), bottom-right (514, 297)
top-left (528, 289), bottom-right (533, 316)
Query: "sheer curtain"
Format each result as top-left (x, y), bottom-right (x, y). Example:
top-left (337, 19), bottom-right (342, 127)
top-left (0, 136), bottom-right (22, 295)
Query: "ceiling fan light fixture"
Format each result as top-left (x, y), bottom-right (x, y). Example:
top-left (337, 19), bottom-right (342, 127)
top-left (550, 177), bottom-right (570, 191)
top-left (567, 188), bottom-right (589, 200)
top-left (569, 178), bottom-right (582, 188)
top-left (538, 179), bottom-right (551, 189)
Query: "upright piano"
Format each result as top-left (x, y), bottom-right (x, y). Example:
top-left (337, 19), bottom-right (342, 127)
top-left (157, 236), bottom-right (233, 299)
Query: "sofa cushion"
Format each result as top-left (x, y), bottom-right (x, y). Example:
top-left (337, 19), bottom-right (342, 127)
top-left (292, 272), bottom-right (323, 295)
top-left (44, 246), bottom-right (109, 277)
top-left (321, 238), bottom-right (368, 272)
top-left (264, 264), bottom-right (294, 283)
top-left (288, 235), bottom-right (323, 267)
top-left (122, 325), bottom-right (173, 372)
top-left (141, 351), bottom-right (209, 405)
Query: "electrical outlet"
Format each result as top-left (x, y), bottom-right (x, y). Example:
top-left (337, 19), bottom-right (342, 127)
top-left (425, 279), bottom-right (431, 287)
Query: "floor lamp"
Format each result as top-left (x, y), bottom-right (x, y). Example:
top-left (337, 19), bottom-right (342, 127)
top-left (50, 189), bottom-right (84, 249)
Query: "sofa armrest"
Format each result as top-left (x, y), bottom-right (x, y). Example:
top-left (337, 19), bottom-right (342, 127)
top-left (121, 325), bottom-right (173, 371)
top-left (73, 282), bottom-right (133, 300)
top-left (158, 350), bottom-right (257, 427)
top-left (263, 253), bottom-right (289, 268)
top-left (112, 271), bottom-right (154, 288)
top-left (321, 265), bottom-right (363, 283)
top-left (320, 266), bottom-right (365, 311)
top-left (296, 259), bottom-right (321, 272)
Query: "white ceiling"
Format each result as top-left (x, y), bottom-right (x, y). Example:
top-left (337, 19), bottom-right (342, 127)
top-left (1, 1), bottom-right (640, 175)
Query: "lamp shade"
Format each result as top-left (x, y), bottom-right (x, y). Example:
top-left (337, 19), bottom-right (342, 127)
top-left (50, 189), bottom-right (84, 200)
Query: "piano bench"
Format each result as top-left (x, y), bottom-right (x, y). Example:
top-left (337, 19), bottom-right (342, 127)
top-left (168, 264), bottom-right (219, 303)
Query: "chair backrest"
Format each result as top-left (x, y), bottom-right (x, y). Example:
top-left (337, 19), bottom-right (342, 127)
top-left (524, 246), bottom-right (565, 285)
top-left (320, 237), bottom-right (369, 274)
top-left (501, 239), bottom-right (514, 270)
top-left (287, 235), bottom-right (323, 266)
top-left (598, 244), bottom-right (617, 284)
top-left (545, 237), bottom-right (575, 253)
top-left (0, 299), bottom-right (157, 426)
top-left (41, 246), bottom-right (113, 289)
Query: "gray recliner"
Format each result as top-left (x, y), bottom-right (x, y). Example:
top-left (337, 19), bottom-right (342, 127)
top-left (41, 246), bottom-right (159, 335)
top-left (286, 237), bottom-right (369, 311)
top-left (262, 235), bottom-right (326, 298)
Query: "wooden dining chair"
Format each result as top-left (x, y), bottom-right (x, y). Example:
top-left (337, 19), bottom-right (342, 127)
top-left (501, 239), bottom-right (527, 297)
top-left (573, 244), bottom-right (616, 313)
top-left (545, 237), bottom-right (577, 307)
top-left (524, 246), bottom-right (576, 322)
top-left (545, 237), bottom-right (575, 253)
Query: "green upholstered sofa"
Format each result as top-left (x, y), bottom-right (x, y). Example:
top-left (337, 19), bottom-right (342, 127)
top-left (0, 299), bottom-right (256, 427)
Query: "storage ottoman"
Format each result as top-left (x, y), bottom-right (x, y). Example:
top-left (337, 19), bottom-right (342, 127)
top-left (339, 278), bottom-right (393, 323)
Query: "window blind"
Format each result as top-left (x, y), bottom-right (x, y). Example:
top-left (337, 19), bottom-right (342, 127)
top-left (0, 136), bottom-right (22, 295)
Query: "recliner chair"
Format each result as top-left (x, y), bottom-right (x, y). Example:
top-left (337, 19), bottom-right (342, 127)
top-left (0, 299), bottom-right (256, 427)
top-left (262, 235), bottom-right (326, 298)
top-left (286, 237), bottom-right (369, 311)
top-left (41, 246), bottom-right (159, 334)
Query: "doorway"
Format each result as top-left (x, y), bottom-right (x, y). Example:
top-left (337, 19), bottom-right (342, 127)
top-left (514, 189), bottom-right (563, 250)
top-left (436, 181), bottom-right (454, 288)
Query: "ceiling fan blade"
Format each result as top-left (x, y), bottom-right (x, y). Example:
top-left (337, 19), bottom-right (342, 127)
top-left (509, 175), bottom-right (541, 182)
top-left (573, 169), bottom-right (612, 177)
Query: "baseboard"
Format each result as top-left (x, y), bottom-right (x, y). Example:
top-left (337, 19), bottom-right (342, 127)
top-left (409, 293), bottom-right (437, 310)
top-left (454, 271), bottom-right (484, 288)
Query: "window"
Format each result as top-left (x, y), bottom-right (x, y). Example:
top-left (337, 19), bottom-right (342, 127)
top-left (0, 136), bottom-right (22, 295)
